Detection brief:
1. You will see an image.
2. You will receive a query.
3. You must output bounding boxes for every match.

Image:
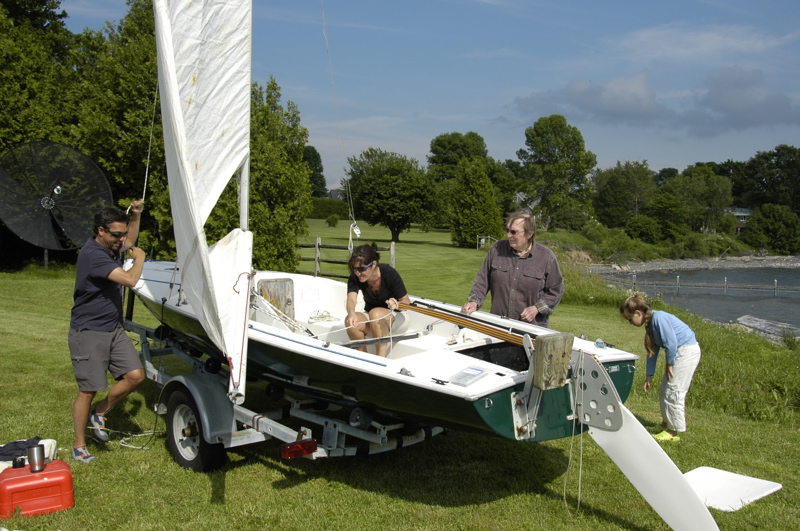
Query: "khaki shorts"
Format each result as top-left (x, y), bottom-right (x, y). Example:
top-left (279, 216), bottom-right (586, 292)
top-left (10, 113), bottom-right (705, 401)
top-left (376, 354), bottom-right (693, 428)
top-left (68, 327), bottom-right (142, 392)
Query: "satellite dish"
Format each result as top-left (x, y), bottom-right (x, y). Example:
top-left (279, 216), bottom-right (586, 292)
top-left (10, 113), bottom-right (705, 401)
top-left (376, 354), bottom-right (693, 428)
top-left (0, 141), bottom-right (113, 250)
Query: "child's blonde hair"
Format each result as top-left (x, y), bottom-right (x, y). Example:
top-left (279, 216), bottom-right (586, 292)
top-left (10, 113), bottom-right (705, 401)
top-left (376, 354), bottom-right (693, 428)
top-left (620, 294), bottom-right (655, 356)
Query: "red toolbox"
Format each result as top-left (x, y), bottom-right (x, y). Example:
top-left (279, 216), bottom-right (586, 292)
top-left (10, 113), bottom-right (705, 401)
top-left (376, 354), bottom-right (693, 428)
top-left (0, 460), bottom-right (74, 518)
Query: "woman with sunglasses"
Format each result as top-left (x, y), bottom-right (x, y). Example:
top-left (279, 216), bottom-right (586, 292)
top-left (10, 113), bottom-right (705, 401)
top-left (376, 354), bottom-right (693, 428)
top-left (345, 244), bottom-right (411, 357)
top-left (461, 211), bottom-right (564, 327)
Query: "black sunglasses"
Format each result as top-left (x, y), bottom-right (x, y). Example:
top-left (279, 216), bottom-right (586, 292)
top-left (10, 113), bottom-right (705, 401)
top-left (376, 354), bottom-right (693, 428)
top-left (104, 227), bottom-right (129, 238)
top-left (506, 228), bottom-right (524, 236)
top-left (354, 261), bottom-right (374, 273)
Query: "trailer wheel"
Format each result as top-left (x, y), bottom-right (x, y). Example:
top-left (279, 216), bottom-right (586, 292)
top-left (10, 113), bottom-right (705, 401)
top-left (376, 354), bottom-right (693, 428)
top-left (166, 389), bottom-right (225, 471)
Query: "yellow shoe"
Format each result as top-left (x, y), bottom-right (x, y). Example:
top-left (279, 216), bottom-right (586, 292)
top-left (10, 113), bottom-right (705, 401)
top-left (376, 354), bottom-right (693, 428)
top-left (653, 430), bottom-right (680, 442)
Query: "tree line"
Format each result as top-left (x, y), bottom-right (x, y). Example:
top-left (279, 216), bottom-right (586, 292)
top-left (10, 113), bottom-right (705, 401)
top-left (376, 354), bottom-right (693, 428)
top-left (1, 0), bottom-right (311, 270)
top-left (344, 116), bottom-right (800, 255)
top-left (3, 0), bottom-right (799, 272)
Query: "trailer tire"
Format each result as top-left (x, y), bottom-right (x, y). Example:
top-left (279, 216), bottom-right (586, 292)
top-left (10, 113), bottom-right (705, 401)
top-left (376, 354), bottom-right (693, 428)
top-left (166, 389), bottom-right (225, 471)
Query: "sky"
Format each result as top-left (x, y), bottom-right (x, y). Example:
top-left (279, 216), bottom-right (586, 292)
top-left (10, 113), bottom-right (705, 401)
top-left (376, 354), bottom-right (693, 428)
top-left (59, 0), bottom-right (800, 190)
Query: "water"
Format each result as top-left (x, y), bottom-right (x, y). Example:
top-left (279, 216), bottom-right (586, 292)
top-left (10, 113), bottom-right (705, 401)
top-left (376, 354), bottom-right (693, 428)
top-left (608, 267), bottom-right (800, 328)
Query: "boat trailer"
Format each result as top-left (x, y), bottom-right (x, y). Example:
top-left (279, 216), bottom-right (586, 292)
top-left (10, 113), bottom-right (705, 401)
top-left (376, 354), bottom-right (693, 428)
top-left (124, 320), bottom-right (445, 471)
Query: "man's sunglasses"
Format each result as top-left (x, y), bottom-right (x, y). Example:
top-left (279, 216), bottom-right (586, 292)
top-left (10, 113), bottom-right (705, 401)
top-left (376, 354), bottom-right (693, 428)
top-left (353, 261), bottom-right (374, 273)
top-left (104, 227), bottom-right (129, 238)
top-left (506, 229), bottom-right (524, 236)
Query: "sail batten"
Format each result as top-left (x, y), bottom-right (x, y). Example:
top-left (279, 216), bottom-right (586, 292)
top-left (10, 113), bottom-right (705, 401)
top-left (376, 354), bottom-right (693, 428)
top-left (154, 0), bottom-right (253, 403)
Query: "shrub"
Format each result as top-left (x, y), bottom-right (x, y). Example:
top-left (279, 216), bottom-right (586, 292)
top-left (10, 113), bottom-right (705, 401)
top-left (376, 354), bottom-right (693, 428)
top-left (309, 197), bottom-right (350, 219)
top-left (325, 214), bottom-right (339, 227)
top-left (625, 214), bottom-right (660, 244)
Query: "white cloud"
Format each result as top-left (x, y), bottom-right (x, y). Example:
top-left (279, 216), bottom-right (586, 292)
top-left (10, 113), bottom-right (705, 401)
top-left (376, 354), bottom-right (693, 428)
top-left (512, 71), bottom-right (671, 125)
top-left (684, 66), bottom-right (800, 136)
top-left (564, 72), bottom-right (669, 123)
top-left (511, 66), bottom-right (800, 137)
top-left (618, 23), bottom-right (798, 64)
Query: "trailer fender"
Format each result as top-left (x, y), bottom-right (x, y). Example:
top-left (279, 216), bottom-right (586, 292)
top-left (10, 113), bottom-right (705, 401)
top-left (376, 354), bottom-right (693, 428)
top-left (161, 375), bottom-right (236, 445)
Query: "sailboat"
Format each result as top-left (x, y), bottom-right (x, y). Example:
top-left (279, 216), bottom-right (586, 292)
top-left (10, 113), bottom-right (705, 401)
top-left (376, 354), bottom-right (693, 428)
top-left (128, 1), bottom-right (719, 529)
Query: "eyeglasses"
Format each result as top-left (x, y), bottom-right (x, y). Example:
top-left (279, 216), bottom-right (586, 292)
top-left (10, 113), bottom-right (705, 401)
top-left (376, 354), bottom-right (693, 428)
top-left (506, 229), bottom-right (524, 236)
top-left (353, 261), bottom-right (374, 273)
top-left (104, 228), bottom-right (129, 238)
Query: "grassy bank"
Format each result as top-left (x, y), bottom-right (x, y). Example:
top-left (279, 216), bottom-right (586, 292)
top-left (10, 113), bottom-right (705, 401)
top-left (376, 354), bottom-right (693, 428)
top-left (0, 221), bottom-right (797, 530)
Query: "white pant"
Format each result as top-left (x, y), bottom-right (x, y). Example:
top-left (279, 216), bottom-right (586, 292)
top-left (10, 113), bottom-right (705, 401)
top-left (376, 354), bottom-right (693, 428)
top-left (659, 343), bottom-right (701, 433)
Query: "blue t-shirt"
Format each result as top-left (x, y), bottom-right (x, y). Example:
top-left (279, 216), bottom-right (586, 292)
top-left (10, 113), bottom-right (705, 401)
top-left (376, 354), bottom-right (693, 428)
top-left (646, 310), bottom-right (698, 375)
top-left (347, 264), bottom-right (407, 312)
top-left (70, 238), bottom-right (124, 332)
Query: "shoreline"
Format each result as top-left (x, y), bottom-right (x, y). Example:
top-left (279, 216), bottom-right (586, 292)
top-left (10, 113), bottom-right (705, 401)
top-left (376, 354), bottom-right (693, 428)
top-left (584, 255), bottom-right (800, 343)
top-left (586, 255), bottom-right (800, 275)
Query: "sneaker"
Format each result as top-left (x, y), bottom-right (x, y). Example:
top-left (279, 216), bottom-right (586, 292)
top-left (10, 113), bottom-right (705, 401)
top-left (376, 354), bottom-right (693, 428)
top-left (72, 446), bottom-right (96, 463)
top-left (89, 408), bottom-right (109, 442)
top-left (653, 430), bottom-right (680, 442)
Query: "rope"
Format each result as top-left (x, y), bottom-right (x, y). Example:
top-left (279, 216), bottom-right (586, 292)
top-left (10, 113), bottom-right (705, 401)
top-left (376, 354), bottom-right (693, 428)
top-left (563, 350), bottom-right (587, 515)
top-left (127, 80), bottom-right (159, 215)
top-left (250, 288), bottom-right (316, 336)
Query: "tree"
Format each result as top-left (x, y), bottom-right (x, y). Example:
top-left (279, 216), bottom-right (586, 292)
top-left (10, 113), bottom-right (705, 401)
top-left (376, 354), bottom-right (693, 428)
top-left (744, 145), bottom-right (800, 215)
top-left (516, 115), bottom-right (597, 225)
top-left (343, 148), bottom-right (433, 242)
top-left (0, 2), bottom-right (76, 154)
top-left (487, 158), bottom-right (522, 217)
top-left (245, 79), bottom-right (312, 271)
top-left (427, 131), bottom-right (488, 182)
top-left (740, 204), bottom-right (800, 255)
top-left (679, 164), bottom-right (733, 231)
top-left (449, 159), bottom-right (504, 248)
top-left (655, 167), bottom-right (679, 188)
top-left (64, 0), bottom-right (167, 255)
top-left (646, 192), bottom-right (691, 240)
top-left (715, 159), bottom-right (748, 207)
top-left (304, 145), bottom-right (327, 197)
top-left (1, 0), bottom-right (314, 269)
top-left (1, 0), bottom-right (67, 31)
top-left (427, 131), bottom-right (490, 229)
top-left (592, 161), bottom-right (657, 229)
top-left (625, 214), bottom-right (661, 244)
top-left (205, 79), bottom-right (312, 271)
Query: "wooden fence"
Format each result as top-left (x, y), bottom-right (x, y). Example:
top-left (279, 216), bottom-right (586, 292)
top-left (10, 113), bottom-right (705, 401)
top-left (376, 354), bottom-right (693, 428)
top-left (297, 238), bottom-right (396, 279)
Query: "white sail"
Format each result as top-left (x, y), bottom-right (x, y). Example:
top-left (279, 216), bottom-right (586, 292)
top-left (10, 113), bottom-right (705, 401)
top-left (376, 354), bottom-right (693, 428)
top-left (153, 0), bottom-right (253, 403)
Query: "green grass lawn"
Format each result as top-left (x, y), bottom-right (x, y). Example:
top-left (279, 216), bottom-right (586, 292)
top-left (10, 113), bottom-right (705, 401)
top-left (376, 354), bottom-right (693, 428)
top-left (0, 221), bottom-right (797, 530)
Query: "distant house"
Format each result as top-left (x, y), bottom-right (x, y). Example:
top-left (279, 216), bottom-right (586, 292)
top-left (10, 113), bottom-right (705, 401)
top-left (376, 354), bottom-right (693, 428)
top-left (730, 207), bottom-right (754, 232)
top-left (328, 189), bottom-right (344, 200)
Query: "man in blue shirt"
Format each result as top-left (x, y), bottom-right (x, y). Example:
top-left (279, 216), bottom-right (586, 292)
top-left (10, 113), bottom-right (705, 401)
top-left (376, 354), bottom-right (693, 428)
top-left (68, 202), bottom-right (146, 462)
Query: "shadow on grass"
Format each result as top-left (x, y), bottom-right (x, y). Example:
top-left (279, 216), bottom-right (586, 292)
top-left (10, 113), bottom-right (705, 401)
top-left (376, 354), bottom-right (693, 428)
top-left (129, 365), bottom-right (653, 528)
top-left (208, 429), bottom-right (654, 530)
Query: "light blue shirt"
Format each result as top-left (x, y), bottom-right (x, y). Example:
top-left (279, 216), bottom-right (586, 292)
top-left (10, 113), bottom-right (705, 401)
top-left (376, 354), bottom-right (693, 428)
top-left (646, 310), bottom-right (697, 376)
